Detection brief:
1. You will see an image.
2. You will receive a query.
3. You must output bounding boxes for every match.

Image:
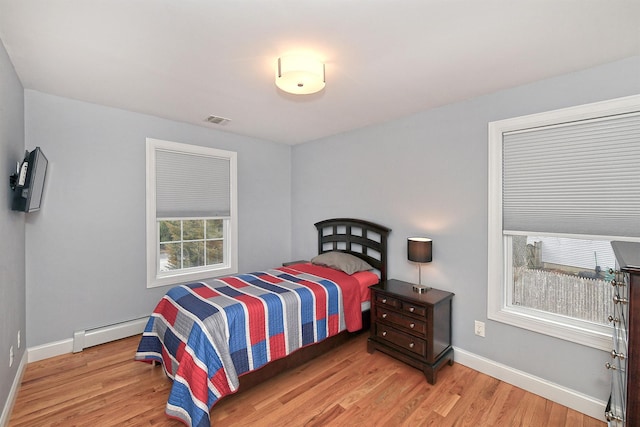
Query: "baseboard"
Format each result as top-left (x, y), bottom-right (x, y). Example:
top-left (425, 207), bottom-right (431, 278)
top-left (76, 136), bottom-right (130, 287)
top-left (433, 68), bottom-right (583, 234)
top-left (0, 350), bottom-right (27, 427)
top-left (28, 317), bottom-right (148, 363)
top-left (453, 346), bottom-right (606, 422)
top-left (28, 338), bottom-right (74, 363)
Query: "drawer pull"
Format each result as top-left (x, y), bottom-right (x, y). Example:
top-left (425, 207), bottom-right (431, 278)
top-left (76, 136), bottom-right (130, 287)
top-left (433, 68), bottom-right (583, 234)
top-left (382, 331), bottom-right (387, 337)
top-left (410, 323), bottom-right (415, 329)
top-left (382, 313), bottom-right (387, 319)
top-left (382, 298), bottom-right (387, 304)
top-left (409, 307), bottom-right (415, 313)
top-left (409, 342), bottom-right (415, 349)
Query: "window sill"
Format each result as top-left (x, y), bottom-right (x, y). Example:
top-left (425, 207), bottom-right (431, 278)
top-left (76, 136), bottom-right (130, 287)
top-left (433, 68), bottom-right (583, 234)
top-left (488, 305), bottom-right (613, 351)
top-left (147, 265), bottom-right (237, 288)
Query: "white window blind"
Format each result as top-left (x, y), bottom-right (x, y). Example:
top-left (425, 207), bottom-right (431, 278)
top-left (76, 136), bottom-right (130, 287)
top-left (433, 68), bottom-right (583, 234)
top-left (155, 150), bottom-right (231, 218)
top-left (503, 111), bottom-right (640, 238)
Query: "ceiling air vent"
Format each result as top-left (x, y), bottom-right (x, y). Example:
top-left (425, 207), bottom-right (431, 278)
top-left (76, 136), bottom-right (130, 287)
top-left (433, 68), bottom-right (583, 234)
top-left (204, 115), bottom-right (231, 125)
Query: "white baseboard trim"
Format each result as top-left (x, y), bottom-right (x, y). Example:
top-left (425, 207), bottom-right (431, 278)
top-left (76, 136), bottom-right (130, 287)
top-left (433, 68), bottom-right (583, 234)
top-left (1, 350), bottom-right (27, 427)
top-left (28, 338), bottom-right (73, 363)
top-left (453, 346), bottom-right (607, 422)
top-left (28, 317), bottom-right (148, 363)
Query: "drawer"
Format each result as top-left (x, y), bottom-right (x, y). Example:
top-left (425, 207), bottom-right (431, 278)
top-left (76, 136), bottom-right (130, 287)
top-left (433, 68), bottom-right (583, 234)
top-left (375, 293), bottom-right (400, 309)
top-left (377, 310), bottom-right (426, 335)
top-left (401, 301), bottom-right (426, 317)
top-left (376, 324), bottom-right (426, 357)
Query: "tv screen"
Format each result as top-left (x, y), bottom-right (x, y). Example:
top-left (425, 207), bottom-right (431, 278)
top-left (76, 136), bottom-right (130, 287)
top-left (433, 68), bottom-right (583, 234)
top-left (11, 147), bottom-right (48, 212)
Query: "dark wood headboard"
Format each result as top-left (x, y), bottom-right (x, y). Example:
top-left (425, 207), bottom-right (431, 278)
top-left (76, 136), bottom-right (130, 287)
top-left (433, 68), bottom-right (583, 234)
top-left (314, 218), bottom-right (392, 282)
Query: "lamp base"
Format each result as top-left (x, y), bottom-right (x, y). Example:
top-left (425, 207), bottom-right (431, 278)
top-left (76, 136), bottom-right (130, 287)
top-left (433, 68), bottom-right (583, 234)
top-left (412, 284), bottom-right (431, 294)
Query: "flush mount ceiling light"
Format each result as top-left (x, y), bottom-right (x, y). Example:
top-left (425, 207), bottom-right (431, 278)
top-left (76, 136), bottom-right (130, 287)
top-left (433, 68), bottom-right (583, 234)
top-left (275, 55), bottom-right (325, 95)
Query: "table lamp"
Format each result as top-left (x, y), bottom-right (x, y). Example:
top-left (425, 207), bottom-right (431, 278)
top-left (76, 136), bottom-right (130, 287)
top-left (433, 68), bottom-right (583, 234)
top-left (408, 237), bottom-right (432, 293)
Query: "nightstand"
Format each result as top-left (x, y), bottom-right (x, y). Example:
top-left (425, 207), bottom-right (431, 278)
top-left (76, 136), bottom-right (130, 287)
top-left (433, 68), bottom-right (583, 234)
top-left (367, 279), bottom-right (454, 384)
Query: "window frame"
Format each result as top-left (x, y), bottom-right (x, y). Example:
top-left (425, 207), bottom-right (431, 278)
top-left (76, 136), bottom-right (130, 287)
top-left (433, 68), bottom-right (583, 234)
top-left (146, 138), bottom-right (238, 288)
top-left (488, 95), bottom-right (640, 351)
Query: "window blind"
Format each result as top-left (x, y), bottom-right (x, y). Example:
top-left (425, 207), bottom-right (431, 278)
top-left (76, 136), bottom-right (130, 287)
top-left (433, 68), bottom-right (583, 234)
top-left (503, 111), bottom-right (640, 238)
top-left (155, 149), bottom-right (231, 218)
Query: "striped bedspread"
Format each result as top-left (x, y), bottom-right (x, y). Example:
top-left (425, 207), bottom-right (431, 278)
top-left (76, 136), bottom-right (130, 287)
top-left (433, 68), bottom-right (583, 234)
top-left (134, 263), bottom-right (363, 427)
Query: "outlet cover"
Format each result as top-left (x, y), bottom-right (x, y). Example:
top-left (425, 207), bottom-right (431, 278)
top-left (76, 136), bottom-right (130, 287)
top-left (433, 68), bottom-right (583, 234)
top-left (475, 320), bottom-right (486, 337)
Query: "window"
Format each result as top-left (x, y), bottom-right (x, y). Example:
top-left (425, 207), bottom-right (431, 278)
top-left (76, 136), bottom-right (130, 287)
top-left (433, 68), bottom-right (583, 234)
top-left (146, 138), bottom-right (237, 288)
top-left (510, 235), bottom-right (616, 325)
top-left (488, 95), bottom-right (640, 350)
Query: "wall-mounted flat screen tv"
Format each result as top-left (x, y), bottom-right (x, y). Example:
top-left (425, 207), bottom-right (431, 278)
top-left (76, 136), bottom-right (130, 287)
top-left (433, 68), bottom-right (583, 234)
top-left (11, 147), bottom-right (48, 212)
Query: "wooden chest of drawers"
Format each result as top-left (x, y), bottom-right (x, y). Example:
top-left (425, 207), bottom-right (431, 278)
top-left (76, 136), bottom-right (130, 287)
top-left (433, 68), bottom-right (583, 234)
top-left (367, 279), bottom-right (454, 384)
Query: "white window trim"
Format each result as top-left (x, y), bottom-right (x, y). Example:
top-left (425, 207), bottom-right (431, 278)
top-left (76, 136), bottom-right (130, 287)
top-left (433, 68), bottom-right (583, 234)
top-left (146, 138), bottom-right (238, 288)
top-left (488, 94), bottom-right (640, 351)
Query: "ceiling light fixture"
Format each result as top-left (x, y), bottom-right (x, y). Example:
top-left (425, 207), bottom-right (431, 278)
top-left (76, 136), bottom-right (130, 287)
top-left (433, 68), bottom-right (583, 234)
top-left (275, 55), bottom-right (325, 95)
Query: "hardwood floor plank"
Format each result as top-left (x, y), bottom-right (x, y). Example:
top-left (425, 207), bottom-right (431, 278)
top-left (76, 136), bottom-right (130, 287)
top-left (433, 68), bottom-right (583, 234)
top-left (9, 333), bottom-right (606, 427)
top-left (517, 392), bottom-right (549, 427)
top-left (334, 353), bottom-right (403, 410)
top-left (548, 402), bottom-right (570, 426)
top-left (400, 359), bottom-right (468, 425)
top-left (302, 403), bottom-right (346, 427)
top-left (439, 371), bottom-right (499, 427)
top-left (475, 380), bottom-right (520, 426)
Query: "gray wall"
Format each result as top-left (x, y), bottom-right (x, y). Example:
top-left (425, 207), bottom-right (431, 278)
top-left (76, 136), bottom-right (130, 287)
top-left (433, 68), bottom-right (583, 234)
top-left (0, 39), bottom-right (26, 415)
top-left (291, 56), bottom-right (640, 400)
top-left (24, 91), bottom-right (292, 347)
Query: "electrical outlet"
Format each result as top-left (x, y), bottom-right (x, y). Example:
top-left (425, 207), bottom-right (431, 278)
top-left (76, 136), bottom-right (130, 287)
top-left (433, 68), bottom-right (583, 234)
top-left (474, 320), bottom-right (486, 337)
top-left (9, 346), bottom-right (14, 367)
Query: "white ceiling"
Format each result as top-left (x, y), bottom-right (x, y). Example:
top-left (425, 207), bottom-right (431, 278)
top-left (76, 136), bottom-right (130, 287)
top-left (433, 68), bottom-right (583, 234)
top-left (0, 1), bottom-right (638, 145)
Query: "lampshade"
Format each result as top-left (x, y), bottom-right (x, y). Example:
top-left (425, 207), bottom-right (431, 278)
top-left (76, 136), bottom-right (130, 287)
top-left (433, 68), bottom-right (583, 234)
top-left (408, 237), bottom-right (432, 263)
top-left (275, 55), bottom-right (325, 95)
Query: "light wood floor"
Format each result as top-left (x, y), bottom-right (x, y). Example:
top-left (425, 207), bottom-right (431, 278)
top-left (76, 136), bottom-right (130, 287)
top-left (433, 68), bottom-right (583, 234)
top-left (9, 332), bottom-right (605, 426)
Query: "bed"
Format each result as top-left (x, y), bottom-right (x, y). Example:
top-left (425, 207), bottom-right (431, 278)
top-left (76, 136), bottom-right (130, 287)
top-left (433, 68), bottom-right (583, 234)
top-left (135, 218), bottom-right (391, 426)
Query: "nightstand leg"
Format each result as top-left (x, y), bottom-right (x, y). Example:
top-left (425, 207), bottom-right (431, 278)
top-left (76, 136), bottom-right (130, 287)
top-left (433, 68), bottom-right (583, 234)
top-left (367, 338), bottom-right (376, 354)
top-left (424, 348), bottom-right (454, 384)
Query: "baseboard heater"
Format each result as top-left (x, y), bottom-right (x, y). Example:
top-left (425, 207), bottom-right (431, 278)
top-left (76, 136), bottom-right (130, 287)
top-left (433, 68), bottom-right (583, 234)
top-left (72, 316), bottom-right (148, 353)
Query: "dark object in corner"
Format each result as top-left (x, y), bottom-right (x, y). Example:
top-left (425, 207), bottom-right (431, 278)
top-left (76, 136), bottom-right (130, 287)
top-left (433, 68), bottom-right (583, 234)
top-left (413, 283), bottom-right (430, 293)
top-left (578, 265), bottom-right (602, 279)
top-left (10, 147), bottom-right (48, 212)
